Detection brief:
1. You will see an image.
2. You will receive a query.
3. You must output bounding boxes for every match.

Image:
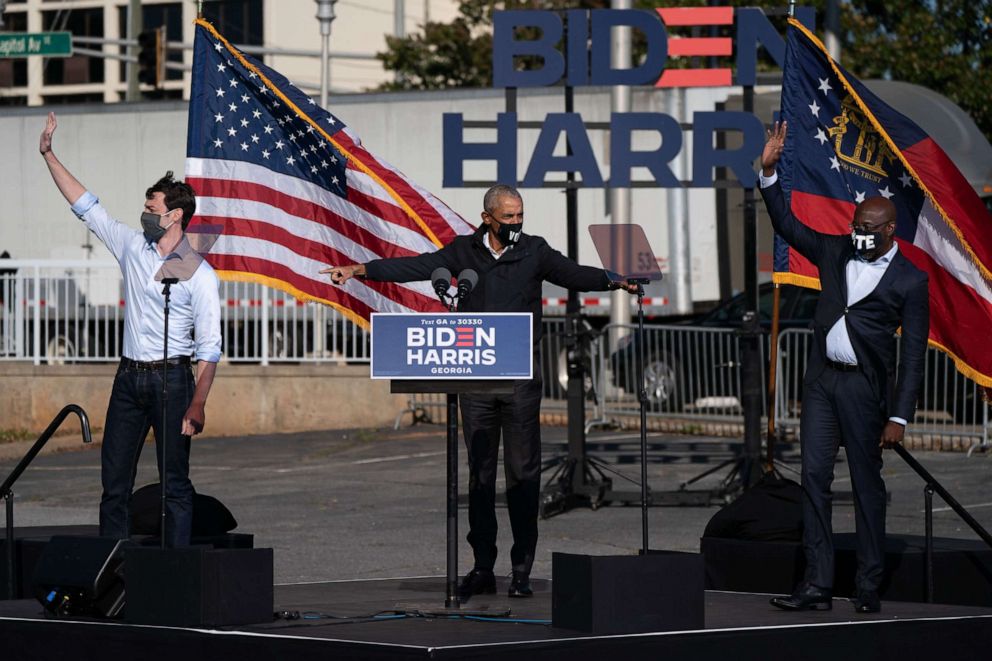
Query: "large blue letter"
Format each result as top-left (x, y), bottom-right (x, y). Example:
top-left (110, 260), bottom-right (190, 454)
top-left (691, 111), bottom-right (764, 188)
top-left (566, 9), bottom-right (590, 86)
top-left (442, 113), bottom-right (517, 188)
top-left (609, 112), bottom-right (681, 187)
top-left (589, 10), bottom-right (667, 86)
top-left (493, 11), bottom-right (564, 88)
top-left (522, 114), bottom-right (603, 188)
top-left (736, 7), bottom-right (816, 85)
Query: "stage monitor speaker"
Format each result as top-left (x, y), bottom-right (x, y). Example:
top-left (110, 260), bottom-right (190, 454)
top-left (32, 536), bottom-right (128, 618)
top-left (125, 546), bottom-right (273, 627)
top-left (552, 551), bottom-right (705, 635)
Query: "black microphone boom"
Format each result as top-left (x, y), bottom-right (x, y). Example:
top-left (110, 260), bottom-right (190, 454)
top-left (456, 269), bottom-right (478, 300)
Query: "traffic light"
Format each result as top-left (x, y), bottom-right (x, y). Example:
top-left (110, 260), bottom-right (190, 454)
top-left (137, 26), bottom-right (165, 88)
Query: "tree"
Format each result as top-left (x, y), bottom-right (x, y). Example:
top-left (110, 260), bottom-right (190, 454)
top-left (376, 1), bottom-right (992, 142)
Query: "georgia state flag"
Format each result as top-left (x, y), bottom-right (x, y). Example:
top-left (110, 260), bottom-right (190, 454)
top-left (774, 18), bottom-right (992, 387)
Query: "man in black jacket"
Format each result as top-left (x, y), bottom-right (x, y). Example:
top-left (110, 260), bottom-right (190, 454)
top-left (324, 184), bottom-right (634, 599)
top-left (761, 123), bottom-right (929, 614)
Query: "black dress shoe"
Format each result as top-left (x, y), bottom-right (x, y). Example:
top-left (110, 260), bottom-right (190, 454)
top-left (853, 591), bottom-right (881, 613)
top-left (508, 571), bottom-right (533, 598)
top-left (458, 568), bottom-right (496, 600)
top-left (769, 584), bottom-right (833, 611)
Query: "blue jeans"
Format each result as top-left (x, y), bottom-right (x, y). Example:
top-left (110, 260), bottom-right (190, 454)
top-left (99, 360), bottom-right (195, 547)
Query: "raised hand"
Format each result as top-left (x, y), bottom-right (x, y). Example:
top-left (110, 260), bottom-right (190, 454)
top-left (761, 120), bottom-right (788, 175)
top-left (40, 112), bottom-right (57, 155)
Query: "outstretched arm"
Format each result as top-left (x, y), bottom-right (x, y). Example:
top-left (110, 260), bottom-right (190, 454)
top-left (39, 112), bottom-right (86, 206)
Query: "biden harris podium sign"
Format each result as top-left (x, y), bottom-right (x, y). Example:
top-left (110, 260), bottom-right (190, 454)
top-left (370, 313), bottom-right (533, 379)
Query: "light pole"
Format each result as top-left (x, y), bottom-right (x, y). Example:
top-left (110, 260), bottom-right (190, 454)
top-left (313, 1), bottom-right (336, 359)
top-left (315, 0), bottom-right (337, 108)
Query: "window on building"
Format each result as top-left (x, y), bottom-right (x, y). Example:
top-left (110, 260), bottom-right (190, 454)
top-left (43, 92), bottom-right (105, 105)
top-left (42, 8), bottom-right (104, 85)
top-left (202, 0), bottom-right (264, 46)
top-left (0, 11), bottom-right (28, 88)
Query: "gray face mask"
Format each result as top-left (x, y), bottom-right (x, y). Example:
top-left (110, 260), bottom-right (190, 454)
top-left (141, 210), bottom-right (177, 244)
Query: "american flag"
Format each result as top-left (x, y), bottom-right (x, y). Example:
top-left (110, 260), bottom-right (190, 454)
top-left (184, 19), bottom-right (474, 326)
top-left (774, 19), bottom-right (992, 387)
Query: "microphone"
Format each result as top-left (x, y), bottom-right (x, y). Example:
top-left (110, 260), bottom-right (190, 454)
top-left (161, 278), bottom-right (179, 285)
top-left (456, 269), bottom-right (478, 300)
top-left (431, 267), bottom-right (452, 303)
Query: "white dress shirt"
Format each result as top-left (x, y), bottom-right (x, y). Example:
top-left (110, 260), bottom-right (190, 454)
top-left (72, 191), bottom-right (222, 363)
top-left (759, 171), bottom-right (906, 426)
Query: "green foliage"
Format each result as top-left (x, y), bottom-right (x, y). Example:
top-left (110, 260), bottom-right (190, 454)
top-left (376, 0), bottom-right (992, 141)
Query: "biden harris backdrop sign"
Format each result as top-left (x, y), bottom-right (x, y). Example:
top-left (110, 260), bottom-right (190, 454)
top-left (370, 313), bottom-right (533, 379)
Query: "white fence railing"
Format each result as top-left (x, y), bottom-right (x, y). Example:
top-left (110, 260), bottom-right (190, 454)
top-left (0, 260), bottom-right (369, 365)
top-left (3, 261), bottom-right (988, 448)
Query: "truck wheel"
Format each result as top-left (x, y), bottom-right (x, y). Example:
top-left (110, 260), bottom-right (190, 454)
top-left (643, 353), bottom-right (680, 408)
top-left (556, 348), bottom-right (593, 396)
top-left (46, 334), bottom-right (76, 365)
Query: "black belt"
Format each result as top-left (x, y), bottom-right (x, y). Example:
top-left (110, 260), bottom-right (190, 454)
top-left (825, 359), bottom-right (859, 372)
top-left (120, 356), bottom-right (191, 372)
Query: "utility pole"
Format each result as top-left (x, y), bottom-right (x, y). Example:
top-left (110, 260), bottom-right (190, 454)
top-left (609, 0), bottom-right (632, 330)
top-left (394, 0), bottom-right (405, 38)
top-left (126, 0), bottom-right (142, 102)
top-left (315, 0), bottom-right (336, 107)
top-left (824, 0), bottom-right (841, 61)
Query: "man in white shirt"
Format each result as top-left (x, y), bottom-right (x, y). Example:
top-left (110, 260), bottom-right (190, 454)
top-left (39, 113), bottom-right (222, 547)
top-left (760, 122), bottom-right (929, 614)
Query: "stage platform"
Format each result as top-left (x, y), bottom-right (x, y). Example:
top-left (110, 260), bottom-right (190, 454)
top-left (2, 576), bottom-right (992, 660)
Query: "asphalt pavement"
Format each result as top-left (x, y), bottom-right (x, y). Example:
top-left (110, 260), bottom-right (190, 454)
top-left (2, 424), bottom-right (991, 584)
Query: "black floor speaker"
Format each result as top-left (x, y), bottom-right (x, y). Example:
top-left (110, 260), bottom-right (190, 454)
top-left (124, 546), bottom-right (273, 627)
top-left (32, 536), bottom-right (129, 618)
top-left (552, 551), bottom-right (705, 634)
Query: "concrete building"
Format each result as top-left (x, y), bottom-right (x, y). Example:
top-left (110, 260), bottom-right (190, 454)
top-left (0, 0), bottom-right (459, 105)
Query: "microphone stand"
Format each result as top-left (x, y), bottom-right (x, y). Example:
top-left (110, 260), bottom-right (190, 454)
top-left (630, 277), bottom-right (651, 555)
top-left (159, 277), bottom-right (179, 550)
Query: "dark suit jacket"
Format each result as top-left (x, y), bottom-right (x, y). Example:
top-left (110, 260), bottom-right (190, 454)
top-left (761, 181), bottom-right (930, 422)
top-left (365, 227), bottom-right (611, 346)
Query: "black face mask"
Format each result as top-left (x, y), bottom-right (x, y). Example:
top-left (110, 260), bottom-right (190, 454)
top-left (493, 220), bottom-right (522, 247)
top-left (851, 228), bottom-right (884, 260)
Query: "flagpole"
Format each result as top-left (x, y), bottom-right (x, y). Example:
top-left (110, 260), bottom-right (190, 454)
top-left (197, 1), bottom-right (203, 19)
top-left (788, 0), bottom-right (796, 17)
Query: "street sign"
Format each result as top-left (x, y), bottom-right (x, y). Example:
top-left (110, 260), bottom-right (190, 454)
top-left (0, 32), bottom-right (73, 58)
top-left (370, 313), bottom-right (533, 380)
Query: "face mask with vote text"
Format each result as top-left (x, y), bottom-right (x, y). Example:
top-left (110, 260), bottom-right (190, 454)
top-left (851, 228), bottom-right (883, 260)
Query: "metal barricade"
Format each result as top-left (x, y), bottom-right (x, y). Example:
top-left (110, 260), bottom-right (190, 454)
top-left (594, 323), bottom-right (767, 424)
top-left (0, 259), bottom-right (371, 364)
top-left (0, 261), bottom-right (125, 364)
top-left (774, 328), bottom-right (990, 449)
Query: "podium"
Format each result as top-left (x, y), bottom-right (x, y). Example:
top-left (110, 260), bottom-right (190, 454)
top-left (390, 380), bottom-right (513, 608)
top-left (372, 312), bottom-right (532, 608)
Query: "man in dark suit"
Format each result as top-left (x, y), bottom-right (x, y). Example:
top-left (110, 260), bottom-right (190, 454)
top-left (761, 122), bottom-right (929, 614)
top-left (323, 184), bottom-right (636, 599)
